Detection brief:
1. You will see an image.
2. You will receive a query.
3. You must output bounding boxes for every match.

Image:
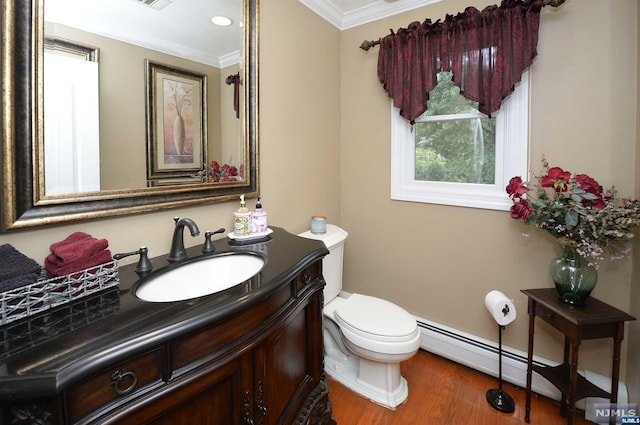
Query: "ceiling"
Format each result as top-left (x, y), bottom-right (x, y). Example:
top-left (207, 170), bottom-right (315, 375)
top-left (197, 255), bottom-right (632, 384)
top-left (44, 0), bottom-right (440, 68)
top-left (45, 0), bottom-right (243, 68)
top-left (300, 0), bottom-right (441, 30)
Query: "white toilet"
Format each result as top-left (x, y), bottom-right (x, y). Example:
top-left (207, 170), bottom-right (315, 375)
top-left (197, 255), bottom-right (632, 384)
top-left (299, 224), bottom-right (421, 409)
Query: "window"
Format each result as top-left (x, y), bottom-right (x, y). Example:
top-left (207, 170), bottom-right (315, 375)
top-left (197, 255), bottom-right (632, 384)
top-left (391, 71), bottom-right (529, 211)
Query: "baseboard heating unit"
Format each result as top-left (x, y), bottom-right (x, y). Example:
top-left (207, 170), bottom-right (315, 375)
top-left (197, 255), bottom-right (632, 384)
top-left (415, 317), bottom-right (628, 422)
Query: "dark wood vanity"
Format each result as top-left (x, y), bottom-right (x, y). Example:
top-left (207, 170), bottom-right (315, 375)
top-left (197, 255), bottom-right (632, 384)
top-left (0, 227), bottom-right (335, 425)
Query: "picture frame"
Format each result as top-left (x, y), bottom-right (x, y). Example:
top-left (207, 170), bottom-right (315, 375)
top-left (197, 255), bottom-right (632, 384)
top-left (145, 60), bottom-right (207, 181)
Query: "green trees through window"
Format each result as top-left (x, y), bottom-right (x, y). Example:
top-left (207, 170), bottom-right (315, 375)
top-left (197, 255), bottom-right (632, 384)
top-left (414, 72), bottom-right (496, 184)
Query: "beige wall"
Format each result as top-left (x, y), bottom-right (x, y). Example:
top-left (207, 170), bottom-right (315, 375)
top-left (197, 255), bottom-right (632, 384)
top-left (219, 63), bottom-right (243, 167)
top-left (340, 0), bottom-right (638, 383)
top-left (258, 0), bottom-right (342, 226)
top-left (3, 0), bottom-right (638, 398)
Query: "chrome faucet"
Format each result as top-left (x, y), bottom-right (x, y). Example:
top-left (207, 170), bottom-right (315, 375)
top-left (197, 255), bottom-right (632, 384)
top-left (167, 217), bottom-right (200, 262)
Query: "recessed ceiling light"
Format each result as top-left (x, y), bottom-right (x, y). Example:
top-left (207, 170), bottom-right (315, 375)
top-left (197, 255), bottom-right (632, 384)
top-left (211, 16), bottom-right (233, 26)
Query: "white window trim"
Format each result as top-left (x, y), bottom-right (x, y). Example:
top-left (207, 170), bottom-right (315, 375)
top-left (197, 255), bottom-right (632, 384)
top-left (390, 70), bottom-right (530, 211)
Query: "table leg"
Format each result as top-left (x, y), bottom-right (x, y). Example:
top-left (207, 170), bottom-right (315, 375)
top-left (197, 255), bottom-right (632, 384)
top-left (525, 300), bottom-right (536, 423)
top-left (567, 338), bottom-right (580, 425)
top-left (609, 325), bottom-right (624, 425)
top-left (560, 336), bottom-right (570, 417)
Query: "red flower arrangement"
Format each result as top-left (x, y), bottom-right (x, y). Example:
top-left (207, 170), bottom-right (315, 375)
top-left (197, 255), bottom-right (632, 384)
top-left (507, 157), bottom-right (640, 266)
top-left (209, 160), bottom-right (243, 182)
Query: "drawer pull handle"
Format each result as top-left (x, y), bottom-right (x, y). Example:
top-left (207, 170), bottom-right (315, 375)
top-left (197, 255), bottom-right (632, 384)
top-left (302, 271), bottom-right (311, 283)
top-left (109, 369), bottom-right (138, 396)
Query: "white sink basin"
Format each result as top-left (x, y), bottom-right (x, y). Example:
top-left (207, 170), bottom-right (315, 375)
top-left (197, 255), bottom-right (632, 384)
top-left (135, 253), bottom-right (265, 302)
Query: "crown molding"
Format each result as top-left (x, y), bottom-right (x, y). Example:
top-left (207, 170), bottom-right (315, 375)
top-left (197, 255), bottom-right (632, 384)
top-left (299, 0), bottom-right (442, 30)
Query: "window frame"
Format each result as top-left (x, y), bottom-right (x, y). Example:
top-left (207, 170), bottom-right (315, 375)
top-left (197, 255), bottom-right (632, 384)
top-left (390, 71), bottom-right (530, 211)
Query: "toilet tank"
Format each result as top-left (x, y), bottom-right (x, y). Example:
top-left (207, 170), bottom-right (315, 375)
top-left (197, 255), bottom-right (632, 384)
top-left (298, 224), bottom-right (348, 303)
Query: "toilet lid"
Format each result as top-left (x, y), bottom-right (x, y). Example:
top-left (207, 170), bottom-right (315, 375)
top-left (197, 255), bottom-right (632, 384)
top-left (333, 294), bottom-right (418, 343)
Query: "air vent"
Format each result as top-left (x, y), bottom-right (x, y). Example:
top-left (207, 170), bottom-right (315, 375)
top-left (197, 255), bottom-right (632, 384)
top-left (135, 0), bottom-right (172, 10)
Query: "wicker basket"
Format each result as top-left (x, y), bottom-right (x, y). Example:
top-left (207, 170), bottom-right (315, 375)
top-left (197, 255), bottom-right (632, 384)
top-left (0, 260), bottom-right (119, 326)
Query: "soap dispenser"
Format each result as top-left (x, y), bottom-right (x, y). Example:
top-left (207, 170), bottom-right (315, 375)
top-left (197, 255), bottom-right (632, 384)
top-left (234, 194), bottom-right (251, 236)
top-left (251, 196), bottom-right (268, 234)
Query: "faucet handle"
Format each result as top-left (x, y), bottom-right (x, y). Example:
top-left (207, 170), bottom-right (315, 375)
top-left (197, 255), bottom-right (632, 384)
top-left (202, 228), bottom-right (226, 253)
top-left (135, 247), bottom-right (153, 273)
top-left (113, 246), bottom-right (153, 274)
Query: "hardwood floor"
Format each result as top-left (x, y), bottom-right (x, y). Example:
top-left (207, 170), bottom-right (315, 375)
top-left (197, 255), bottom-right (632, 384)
top-left (326, 349), bottom-right (593, 425)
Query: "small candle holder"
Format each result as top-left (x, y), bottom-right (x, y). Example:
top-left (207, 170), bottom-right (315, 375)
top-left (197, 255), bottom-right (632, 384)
top-left (311, 216), bottom-right (327, 234)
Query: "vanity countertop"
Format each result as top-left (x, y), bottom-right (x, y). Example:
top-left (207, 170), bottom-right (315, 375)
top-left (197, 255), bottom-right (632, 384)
top-left (0, 226), bottom-right (328, 400)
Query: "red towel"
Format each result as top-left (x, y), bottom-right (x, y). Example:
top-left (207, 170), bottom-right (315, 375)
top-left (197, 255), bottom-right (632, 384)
top-left (49, 232), bottom-right (92, 253)
top-left (45, 249), bottom-right (113, 278)
top-left (46, 232), bottom-right (112, 278)
top-left (49, 238), bottom-right (109, 265)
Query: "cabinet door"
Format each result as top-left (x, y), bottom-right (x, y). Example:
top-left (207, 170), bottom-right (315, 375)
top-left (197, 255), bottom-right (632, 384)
top-left (255, 285), bottom-right (324, 425)
top-left (99, 353), bottom-right (254, 425)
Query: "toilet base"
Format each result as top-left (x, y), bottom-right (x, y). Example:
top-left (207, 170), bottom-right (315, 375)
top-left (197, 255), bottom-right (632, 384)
top-left (324, 349), bottom-right (409, 410)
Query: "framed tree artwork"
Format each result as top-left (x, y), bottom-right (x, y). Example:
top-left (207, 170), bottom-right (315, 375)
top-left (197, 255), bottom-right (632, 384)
top-left (145, 60), bottom-right (207, 181)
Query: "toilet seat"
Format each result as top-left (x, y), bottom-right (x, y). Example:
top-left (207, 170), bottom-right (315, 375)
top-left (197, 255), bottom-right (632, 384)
top-left (326, 294), bottom-right (421, 355)
top-left (334, 294), bottom-right (417, 341)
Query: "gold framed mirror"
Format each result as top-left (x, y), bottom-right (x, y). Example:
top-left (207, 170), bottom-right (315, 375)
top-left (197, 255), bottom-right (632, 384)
top-left (1, 0), bottom-right (258, 232)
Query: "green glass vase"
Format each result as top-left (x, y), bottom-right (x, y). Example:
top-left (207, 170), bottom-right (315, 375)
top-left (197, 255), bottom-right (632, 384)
top-left (549, 244), bottom-right (598, 306)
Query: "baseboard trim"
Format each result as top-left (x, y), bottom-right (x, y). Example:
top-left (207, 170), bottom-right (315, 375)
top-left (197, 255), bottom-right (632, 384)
top-left (415, 317), bottom-right (628, 414)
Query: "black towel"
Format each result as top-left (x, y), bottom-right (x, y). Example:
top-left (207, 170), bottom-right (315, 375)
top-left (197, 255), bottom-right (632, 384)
top-left (0, 244), bottom-right (41, 292)
top-left (0, 273), bottom-right (39, 293)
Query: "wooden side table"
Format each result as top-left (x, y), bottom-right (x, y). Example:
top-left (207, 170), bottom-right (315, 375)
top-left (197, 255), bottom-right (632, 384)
top-left (522, 288), bottom-right (635, 425)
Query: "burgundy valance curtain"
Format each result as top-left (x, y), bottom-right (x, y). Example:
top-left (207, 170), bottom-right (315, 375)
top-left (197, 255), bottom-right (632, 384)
top-left (377, 0), bottom-right (543, 124)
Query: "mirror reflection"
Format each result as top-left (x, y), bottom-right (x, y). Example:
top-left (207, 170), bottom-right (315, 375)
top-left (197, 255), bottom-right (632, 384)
top-left (0, 0), bottom-right (257, 232)
top-left (43, 0), bottom-right (245, 196)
